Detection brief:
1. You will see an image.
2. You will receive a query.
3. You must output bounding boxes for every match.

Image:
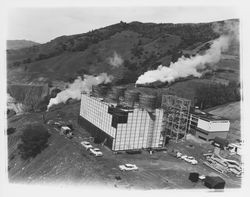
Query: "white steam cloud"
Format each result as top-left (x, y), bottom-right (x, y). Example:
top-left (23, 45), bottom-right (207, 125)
top-left (212, 20), bottom-right (239, 41)
top-left (7, 93), bottom-right (24, 114)
top-left (47, 73), bottom-right (113, 110)
top-left (136, 20), bottom-right (238, 85)
top-left (108, 52), bottom-right (124, 67)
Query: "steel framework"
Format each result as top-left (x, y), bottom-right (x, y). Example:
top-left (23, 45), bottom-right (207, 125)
top-left (161, 95), bottom-right (191, 142)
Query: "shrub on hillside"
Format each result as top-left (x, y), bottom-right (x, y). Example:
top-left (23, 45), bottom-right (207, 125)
top-left (131, 44), bottom-right (144, 58)
top-left (7, 127), bottom-right (16, 135)
top-left (195, 82), bottom-right (241, 109)
top-left (18, 124), bottom-right (50, 160)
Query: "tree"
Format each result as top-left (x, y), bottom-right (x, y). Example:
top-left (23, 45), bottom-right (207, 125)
top-left (131, 44), bottom-right (144, 58)
top-left (195, 82), bottom-right (240, 109)
top-left (18, 124), bottom-right (50, 160)
top-left (37, 53), bottom-right (48, 60)
top-left (7, 127), bottom-right (16, 135)
top-left (123, 59), bottom-right (137, 71)
top-left (22, 58), bottom-right (31, 64)
top-left (12, 61), bottom-right (21, 67)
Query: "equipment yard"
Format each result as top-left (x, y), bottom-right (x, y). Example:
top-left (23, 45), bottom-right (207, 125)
top-left (7, 101), bottom-right (241, 189)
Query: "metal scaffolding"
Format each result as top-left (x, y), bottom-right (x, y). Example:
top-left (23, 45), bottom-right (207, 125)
top-left (161, 95), bottom-right (191, 142)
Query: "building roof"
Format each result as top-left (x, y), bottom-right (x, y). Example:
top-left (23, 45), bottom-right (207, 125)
top-left (190, 109), bottom-right (228, 121)
top-left (83, 93), bottom-right (163, 113)
top-left (204, 176), bottom-right (225, 188)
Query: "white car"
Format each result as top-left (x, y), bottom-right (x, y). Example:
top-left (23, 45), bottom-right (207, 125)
top-left (199, 175), bottom-right (206, 181)
top-left (89, 148), bottom-right (103, 157)
top-left (180, 154), bottom-right (187, 160)
top-left (81, 141), bottom-right (93, 150)
top-left (182, 156), bottom-right (198, 165)
top-left (119, 164), bottom-right (138, 171)
top-left (176, 152), bottom-right (182, 158)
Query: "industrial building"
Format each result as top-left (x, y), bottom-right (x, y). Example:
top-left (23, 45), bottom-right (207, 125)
top-left (187, 109), bottom-right (230, 141)
top-left (78, 86), bottom-right (164, 151)
top-left (78, 84), bottom-right (231, 150)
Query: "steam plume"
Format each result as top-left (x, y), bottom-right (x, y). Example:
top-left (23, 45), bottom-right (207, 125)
top-left (108, 52), bottom-right (124, 67)
top-left (47, 73), bottom-right (113, 110)
top-left (212, 20), bottom-right (239, 41)
top-left (136, 20), bottom-right (238, 85)
top-left (7, 93), bottom-right (24, 114)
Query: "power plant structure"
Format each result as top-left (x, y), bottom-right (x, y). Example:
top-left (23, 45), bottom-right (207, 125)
top-left (161, 95), bottom-right (191, 142)
top-left (78, 84), bottom-right (230, 151)
top-left (78, 85), bottom-right (164, 151)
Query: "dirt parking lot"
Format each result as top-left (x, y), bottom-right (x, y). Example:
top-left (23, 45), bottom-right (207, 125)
top-left (63, 127), bottom-right (241, 189)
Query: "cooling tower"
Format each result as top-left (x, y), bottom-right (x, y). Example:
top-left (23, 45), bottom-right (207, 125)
top-left (139, 94), bottom-right (157, 112)
top-left (124, 90), bottom-right (140, 107)
top-left (111, 86), bottom-right (126, 100)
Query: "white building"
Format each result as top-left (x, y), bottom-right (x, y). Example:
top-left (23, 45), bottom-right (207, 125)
top-left (79, 93), bottom-right (164, 151)
top-left (228, 143), bottom-right (242, 156)
top-left (188, 109), bottom-right (230, 141)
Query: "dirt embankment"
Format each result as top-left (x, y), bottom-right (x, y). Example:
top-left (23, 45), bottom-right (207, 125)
top-left (7, 84), bottom-right (49, 112)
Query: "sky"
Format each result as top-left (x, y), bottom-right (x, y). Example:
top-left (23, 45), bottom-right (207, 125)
top-left (7, 7), bottom-right (238, 43)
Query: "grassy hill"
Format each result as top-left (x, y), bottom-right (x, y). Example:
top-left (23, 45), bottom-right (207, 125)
top-left (7, 19), bottom-right (240, 113)
top-left (8, 20), bottom-right (239, 84)
top-left (207, 101), bottom-right (240, 120)
top-left (7, 40), bottom-right (40, 50)
top-left (7, 102), bottom-right (106, 184)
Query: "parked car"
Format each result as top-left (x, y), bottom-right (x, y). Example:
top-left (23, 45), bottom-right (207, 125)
top-left (119, 164), bottom-right (138, 171)
top-left (181, 155), bottom-right (198, 165)
top-left (180, 154), bottom-right (187, 160)
top-left (81, 141), bottom-right (93, 150)
top-left (199, 175), bottom-right (206, 181)
top-left (176, 152), bottom-right (182, 158)
top-left (89, 148), bottom-right (103, 157)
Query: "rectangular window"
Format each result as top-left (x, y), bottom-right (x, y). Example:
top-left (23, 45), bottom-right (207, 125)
top-left (198, 136), bottom-right (207, 141)
top-left (197, 129), bottom-right (208, 135)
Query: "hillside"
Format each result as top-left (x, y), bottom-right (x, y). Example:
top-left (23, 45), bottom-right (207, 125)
top-left (7, 102), bottom-right (106, 184)
top-left (7, 40), bottom-right (40, 50)
top-left (7, 20), bottom-right (240, 84)
top-left (207, 102), bottom-right (240, 121)
top-left (206, 102), bottom-right (241, 141)
top-left (6, 19), bottom-right (241, 116)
